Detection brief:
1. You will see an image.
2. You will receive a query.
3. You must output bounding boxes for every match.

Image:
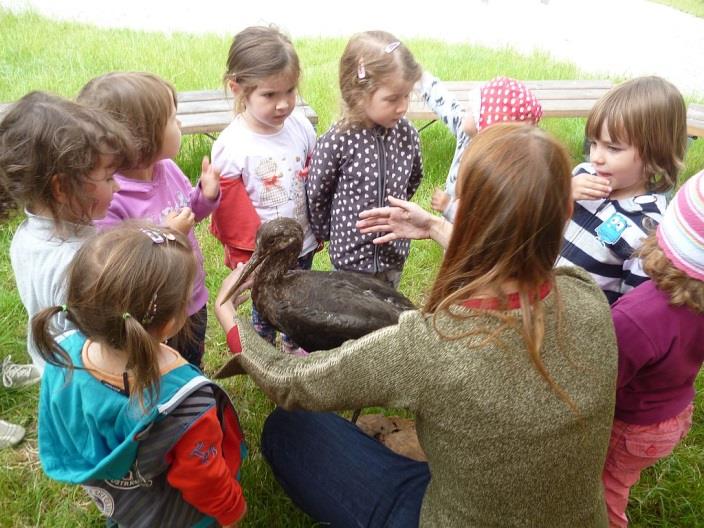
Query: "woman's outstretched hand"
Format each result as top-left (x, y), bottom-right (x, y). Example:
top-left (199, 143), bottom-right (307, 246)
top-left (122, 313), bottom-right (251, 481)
top-left (357, 196), bottom-right (452, 248)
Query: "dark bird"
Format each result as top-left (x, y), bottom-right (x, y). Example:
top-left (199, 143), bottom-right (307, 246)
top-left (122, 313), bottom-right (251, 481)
top-left (217, 217), bottom-right (415, 358)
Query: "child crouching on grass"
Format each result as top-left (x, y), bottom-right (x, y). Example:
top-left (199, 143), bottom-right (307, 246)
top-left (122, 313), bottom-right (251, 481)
top-left (603, 170), bottom-right (704, 527)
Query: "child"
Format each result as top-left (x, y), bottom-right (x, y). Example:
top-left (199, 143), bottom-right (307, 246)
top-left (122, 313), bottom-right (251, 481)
top-left (602, 170), bottom-right (704, 527)
top-left (217, 123), bottom-right (617, 526)
top-left (34, 224), bottom-right (247, 528)
top-left (307, 30), bottom-right (424, 288)
top-left (556, 76), bottom-right (687, 304)
top-left (0, 91), bottom-right (133, 373)
top-left (210, 26), bottom-right (318, 353)
top-left (418, 73), bottom-right (543, 221)
top-left (77, 72), bottom-right (221, 368)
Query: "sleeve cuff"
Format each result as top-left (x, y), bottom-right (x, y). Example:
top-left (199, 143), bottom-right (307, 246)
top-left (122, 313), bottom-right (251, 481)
top-left (227, 325), bottom-right (242, 355)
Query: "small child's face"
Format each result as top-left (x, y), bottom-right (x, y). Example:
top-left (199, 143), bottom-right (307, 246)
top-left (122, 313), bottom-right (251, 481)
top-left (84, 154), bottom-right (120, 220)
top-left (589, 121), bottom-right (646, 199)
top-left (363, 77), bottom-right (414, 129)
top-left (159, 102), bottom-right (182, 161)
top-left (240, 73), bottom-right (297, 134)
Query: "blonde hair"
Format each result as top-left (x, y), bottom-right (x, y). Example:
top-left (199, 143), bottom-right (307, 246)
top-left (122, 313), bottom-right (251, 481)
top-left (639, 234), bottom-right (704, 313)
top-left (424, 123), bottom-right (577, 411)
top-left (78, 72), bottom-right (178, 168)
top-left (32, 223), bottom-right (197, 409)
top-left (224, 25), bottom-right (301, 114)
top-left (338, 30), bottom-right (421, 129)
top-left (585, 76), bottom-right (687, 193)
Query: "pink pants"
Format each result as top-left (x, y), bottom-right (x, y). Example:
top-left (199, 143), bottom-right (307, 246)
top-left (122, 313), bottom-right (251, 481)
top-left (602, 404), bottom-right (693, 527)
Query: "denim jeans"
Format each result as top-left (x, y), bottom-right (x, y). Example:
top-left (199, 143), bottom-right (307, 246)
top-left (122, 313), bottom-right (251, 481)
top-left (261, 408), bottom-right (430, 527)
top-left (252, 250), bottom-right (315, 346)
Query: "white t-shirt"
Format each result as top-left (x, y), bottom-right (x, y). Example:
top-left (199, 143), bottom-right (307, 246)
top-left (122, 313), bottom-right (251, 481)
top-left (211, 109), bottom-right (318, 255)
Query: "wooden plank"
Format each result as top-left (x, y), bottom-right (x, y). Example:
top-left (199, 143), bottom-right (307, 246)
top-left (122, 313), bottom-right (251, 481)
top-left (688, 103), bottom-right (704, 137)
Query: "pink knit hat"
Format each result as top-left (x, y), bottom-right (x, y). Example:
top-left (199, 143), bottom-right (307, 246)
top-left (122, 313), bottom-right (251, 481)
top-left (656, 170), bottom-right (704, 281)
top-left (475, 77), bottom-right (543, 131)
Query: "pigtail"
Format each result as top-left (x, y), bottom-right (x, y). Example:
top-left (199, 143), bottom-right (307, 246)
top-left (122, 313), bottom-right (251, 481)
top-left (122, 314), bottom-right (161, 410)
top-left (31, 306), bottom-right (75, 371)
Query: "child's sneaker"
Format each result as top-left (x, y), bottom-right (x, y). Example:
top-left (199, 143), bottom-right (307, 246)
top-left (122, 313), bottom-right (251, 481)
top-left (0, 419), bottom-right (25, 449)
top-left (2, 356), bottom-right (41, 389)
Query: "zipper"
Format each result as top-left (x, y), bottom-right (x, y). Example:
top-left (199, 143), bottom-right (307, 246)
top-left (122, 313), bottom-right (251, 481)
top-left (373, 129), bottom-right (387, 273)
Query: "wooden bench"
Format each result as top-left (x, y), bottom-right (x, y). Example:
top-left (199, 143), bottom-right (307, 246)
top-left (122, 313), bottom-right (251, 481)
top-left (407, 80), bottom-right (704, 138)
top-left (0, 89), bottom-right (319, 137)
top-left (176, 90), bottom-right (318, 135)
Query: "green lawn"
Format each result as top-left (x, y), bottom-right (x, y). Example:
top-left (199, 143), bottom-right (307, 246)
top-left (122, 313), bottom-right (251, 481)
top-left (650, 0), bottom-right (704, 18)
top-left (1, 7), bottom-right (703, 527)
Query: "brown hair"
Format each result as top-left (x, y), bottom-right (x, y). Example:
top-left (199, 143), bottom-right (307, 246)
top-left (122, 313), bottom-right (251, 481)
top-left (585, 76), bottom-right (687, 193)
top-left (32, 223), bottom-right (197, 409)
top-left (224, 25), bottom-right (301, 114)
top-left (424, 123), bottom-right (575, 409)
top-left (78, 72), bottom-right (178, 167)
top-left (338, 30), bottom-right (421, 129)
top-left (639, 233), bottom-right (704, 313)
top-left (0, 91), bottom-right (133, 224)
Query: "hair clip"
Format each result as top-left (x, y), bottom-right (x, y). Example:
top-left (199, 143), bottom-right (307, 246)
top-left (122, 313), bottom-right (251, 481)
top-left (141, 292), bottom-right (158, 326)
top-left (357, 57), bottom-right (366, 80)
top-left (384, 41), bottom-right (401, 54)
top-left (140, 227), bottom-right (176, 244)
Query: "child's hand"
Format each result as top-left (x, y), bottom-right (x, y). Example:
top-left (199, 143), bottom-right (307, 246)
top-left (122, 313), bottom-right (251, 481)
top-left (431, 189), bottom-right (450, 213)
top-left (571, 174), bottom-right (611, 201)
top-left (164, 207), bottom-right (195, 235)
top-left (214, 263), bottom-right (253, 333)
top-left (199, 156), bottom-right (221, 201)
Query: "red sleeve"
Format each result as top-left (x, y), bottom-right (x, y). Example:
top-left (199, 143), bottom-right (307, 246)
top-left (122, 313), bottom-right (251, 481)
top-left (227, 325), bottom-right (243, 355)
top-left (166, 407), bottom-right (246, 525)
top-left (210, 177), bottom-right (260, 252)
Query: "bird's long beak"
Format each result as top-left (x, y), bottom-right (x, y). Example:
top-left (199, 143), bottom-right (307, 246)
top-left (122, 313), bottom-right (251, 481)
top-left (220, 250), bottom-right (268, 306)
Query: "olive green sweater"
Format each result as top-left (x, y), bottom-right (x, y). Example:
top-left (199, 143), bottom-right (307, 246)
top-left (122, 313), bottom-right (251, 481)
top-left (235, 267), bottom-right (617, 527)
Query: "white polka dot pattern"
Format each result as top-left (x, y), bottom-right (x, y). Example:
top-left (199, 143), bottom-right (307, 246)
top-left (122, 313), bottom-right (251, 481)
top-left (477, 77), bottom-right (543, 132)
top-left (307, 119), bottom-right (423, 273)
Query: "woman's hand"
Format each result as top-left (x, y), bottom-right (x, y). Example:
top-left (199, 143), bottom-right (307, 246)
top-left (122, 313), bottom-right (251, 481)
top-left (357, 195), bottom-right (453, 248)
top-left (214, 263), bottom-right (253, 333)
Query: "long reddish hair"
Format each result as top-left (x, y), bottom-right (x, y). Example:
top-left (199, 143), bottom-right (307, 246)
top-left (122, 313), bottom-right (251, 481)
top-left (424, 123), bottom-right (574, 408)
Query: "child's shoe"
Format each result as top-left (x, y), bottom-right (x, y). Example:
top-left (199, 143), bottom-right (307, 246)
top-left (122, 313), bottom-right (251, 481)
top-left (0, 419), bottom-right (25, 449)
top-left (2, 356), bottom-right (41, 389)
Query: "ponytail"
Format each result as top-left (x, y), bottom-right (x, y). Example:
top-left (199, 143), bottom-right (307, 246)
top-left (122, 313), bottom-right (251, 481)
top-left (122, 313), bottom-right (161, 410)
top-left (31, 305), bottom-right (74, 371)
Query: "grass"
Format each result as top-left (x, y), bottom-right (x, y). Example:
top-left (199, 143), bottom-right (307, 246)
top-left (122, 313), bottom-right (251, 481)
top-left (649, 0), bottom-right (704, 17)
top-left (1, 7), bottom-right (704, 527)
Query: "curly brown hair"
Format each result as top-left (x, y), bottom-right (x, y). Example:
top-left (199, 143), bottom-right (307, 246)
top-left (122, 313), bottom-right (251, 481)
top-left (639, 233), bottom-right (704, 313)
top-left (0, 91), bottom-right (134, 224)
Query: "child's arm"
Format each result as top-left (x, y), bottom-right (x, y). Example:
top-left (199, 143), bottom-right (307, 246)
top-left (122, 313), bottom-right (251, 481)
top-left (611, 302), bottom-right (655, 389)
top-left (166, 405), bottom-right (247, 526)
top-left (417, 70), bottom-right (466, 138)
top-left (306, 129), bottom-right (341, 241)
top-left (188, 157), bottom-right (221, 223)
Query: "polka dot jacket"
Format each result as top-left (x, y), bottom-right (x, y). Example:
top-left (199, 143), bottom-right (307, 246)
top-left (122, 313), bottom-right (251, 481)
top-left (307, 118), bottom-right (423, 273)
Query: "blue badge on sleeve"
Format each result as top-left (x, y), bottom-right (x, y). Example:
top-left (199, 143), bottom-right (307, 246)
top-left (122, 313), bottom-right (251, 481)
top-left (596, 212), bottom-right (629, 245)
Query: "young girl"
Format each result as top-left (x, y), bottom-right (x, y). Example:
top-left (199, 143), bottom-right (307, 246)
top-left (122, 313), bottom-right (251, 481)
top-left (418, 72), bottom-right (543, 221)
top-left (307, 30), bottom-right (424, 289)
top-left (77, 72), bottom-right (221, 368)
top-left (34, 224), bottom-right (246, 528)
top-left (210, 26), bottom-right (318, 353)
top-left (556, 76), bottom-right (687, 303)
top-left (0, 91), bottom-right (133, 373)
top-left (217, 123), bottom-right (617, 527)
top-left (602, 170), bottom-right (704, 527)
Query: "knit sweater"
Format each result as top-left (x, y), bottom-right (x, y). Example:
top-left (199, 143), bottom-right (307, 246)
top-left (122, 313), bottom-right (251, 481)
top-left (233, 266), bottom-right (616, 527)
